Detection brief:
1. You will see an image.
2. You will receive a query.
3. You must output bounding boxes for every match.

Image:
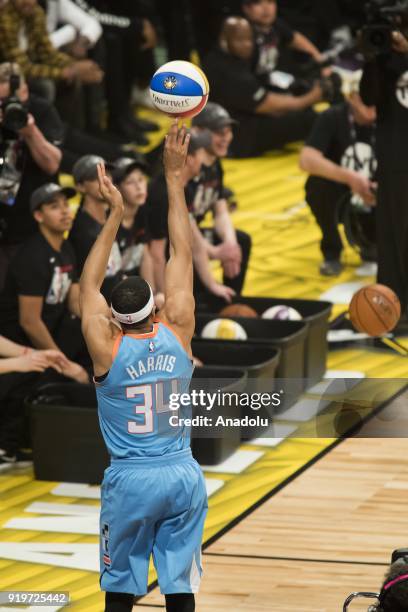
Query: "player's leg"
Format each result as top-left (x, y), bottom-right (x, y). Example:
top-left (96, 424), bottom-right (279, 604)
top-left (153, 459), bottom-right (208, 597)
top-left (165, 593), bottom-right (195, 611)
top-left (100, 466), bottom-right (153, 598)
top-left (105, 591), bottom-right (134, 612)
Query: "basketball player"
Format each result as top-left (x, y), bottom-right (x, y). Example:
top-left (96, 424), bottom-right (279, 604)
top-left (79, 121), bottom-right (207, 612)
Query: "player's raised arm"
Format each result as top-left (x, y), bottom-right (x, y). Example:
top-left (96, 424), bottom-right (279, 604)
top-left (159, 121), bottom-right (195, 353)
top-left (79, 164), bottom-right (124, 366)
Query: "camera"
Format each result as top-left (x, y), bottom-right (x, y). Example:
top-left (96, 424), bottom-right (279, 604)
top-left (0, 74), bottom-right (28, 133)
top-left (361, 0), bottom-right (408, 56)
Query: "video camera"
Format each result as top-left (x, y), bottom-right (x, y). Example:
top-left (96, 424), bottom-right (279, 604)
top-left (0, 73), bottom-right (28, 134)
top-left (342, 548), bottom-right (408, 611)
top-left (361, 0), bottom-right (408, 56)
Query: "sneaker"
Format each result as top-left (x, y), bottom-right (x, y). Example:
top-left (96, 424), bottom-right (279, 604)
top-left (0, 448), bottom-right (33, 472)
top-left (0, 449), bottom-right (16, 472)
top-left (320, 260), bottom-right (343, 276)
top-left (15, 449), bottom-right (33, 468)
top-left (356, 262), bottom-right (378, 277)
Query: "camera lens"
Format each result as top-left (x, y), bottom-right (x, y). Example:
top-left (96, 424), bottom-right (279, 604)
top-left (3, 102), bottom-right (28, 131)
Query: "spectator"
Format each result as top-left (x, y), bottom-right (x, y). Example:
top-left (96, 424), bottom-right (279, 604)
top-left (148, 130), bottom-right (235, 303)
top-left (0, 182), bottom-right (89, 382)
top-left (376, 561), bottom-right (408, 612)
top-left (242, 0), bottom-right (328, 86)
top-left (203, 16), bottom-right (322, 157)
top-left (0, 334), bottom-right (67, 374)
top-left (0, 62), bottom-right (63, 288)
top-left (112, 157), bottom-right (154, 288)
top-left (69, 154), bottom-right (126, 299)
top-left (68, 0), bottom-right (159, 143)
top-left (45, 0), bottom-right (102, 52)
top-left (0, 182), bottom-right (89, 471)
top-left (299, 73), bottom-right (377, 276)
top-left (0, 0), bottom-right (103, 104)
top-left (192, 103), bottom-right (252, 298)
top-left (360, 29), bottom-right (408, 318)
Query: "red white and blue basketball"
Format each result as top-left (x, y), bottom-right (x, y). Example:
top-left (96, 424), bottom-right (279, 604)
top-left (149, 60), bottom-right (210, 119)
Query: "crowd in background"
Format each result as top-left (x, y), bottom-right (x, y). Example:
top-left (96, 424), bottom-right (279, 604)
top-left (0, 1), bottom-right (394, 467)
top-left (0, 0), bottom-right (380, 463)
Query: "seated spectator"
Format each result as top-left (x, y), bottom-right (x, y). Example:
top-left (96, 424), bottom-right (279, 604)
top-left (192, 103), bottom-right (252, 299)
top-left (0, 62), bottom-right (63, 288)
top-left (0, 182), bottom-right (88, 471)
top-left (0, 182), bottom-right (89, 382)
top-left (242, 0), bottom-right (328, 87)
top-left (112, 157), bottom-right (154, 287)
top-left (69, 155), bottom-right (126, 299)
top-left (45, 0), bottom-right (102, 53)
top-left (299, 73), bottom-right (377, 276)
top-left (148, 130), bottom-right (236, 304)
top-left (203, 16), bottom-right (322, 157)
top-left (68, 0), bottom-right (159, 144)
top-left (0, 334), bottom-right (67, 374)
top-left (0, 0), bottom-right (103, 106)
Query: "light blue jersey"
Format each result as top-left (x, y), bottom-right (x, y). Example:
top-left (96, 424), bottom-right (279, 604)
top-left (95, 320), bottom-right (207, 596)
top-left (95, 321), bottom-right (194, 458)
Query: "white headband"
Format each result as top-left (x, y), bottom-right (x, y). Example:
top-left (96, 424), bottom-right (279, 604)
top-left (111, 285), bottom-right (154, 325)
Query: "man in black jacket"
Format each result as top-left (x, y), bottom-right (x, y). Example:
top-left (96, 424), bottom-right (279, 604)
top-left (360, 29), bottom-right (408, 315)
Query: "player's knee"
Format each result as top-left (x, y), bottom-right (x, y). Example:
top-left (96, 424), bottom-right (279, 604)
top-left (105, 591), bottom-right (134, 612)
top-left (165, 593), bottom-right (195, 612)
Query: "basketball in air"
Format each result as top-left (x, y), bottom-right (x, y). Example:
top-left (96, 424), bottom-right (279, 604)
top-left (201, 318), bottom-right (248, 341)
top-left (262, 305), bottom-right (302, 321)
top-left (149, 60), bottom-right (209, 118)
top-left (349, 284), bottom-right (401, 337)
top-left (219, 303), bottom-right (258, 318)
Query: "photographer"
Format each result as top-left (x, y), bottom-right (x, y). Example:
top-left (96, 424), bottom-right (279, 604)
top-left (300, 72), bottom-right (377, 276)
top-left (343, 548), bottom-right (408, 611)
top-left (360, 6), bottom-right (408, 316)
top-left (0, 62), bottom-right (63, 288)
top-left (203, 16), bottom-right (323, 157)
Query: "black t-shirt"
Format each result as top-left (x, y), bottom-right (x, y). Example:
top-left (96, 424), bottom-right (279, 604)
top-left (305, 103), bottom-right (376, 204)
top-left (188, 159), bottom-right (224, 225)
top-left (0, 232), bottom-right (77, 341)
top-left (203, 47), bottom-right (268, 120)
top-left (147, 166), bottom-right (222, 241)
top-left (69, 207), bottom-right (125, 297)
top-left (117, 206), bottom-right (149, 274)
top-left (361, 54), bottom-right (408, 173)
top-left (0, 95), bottom-right (64, 245)
top-left (252, 19), bottom-right (295, 79)
top-left (146, 173), bottom-right (168, 241)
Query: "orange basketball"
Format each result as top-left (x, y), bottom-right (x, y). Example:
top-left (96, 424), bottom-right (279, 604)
top-left (349, 284), bottom-right (401, 337)
top-left (219, 303), bottom-right (258, 318)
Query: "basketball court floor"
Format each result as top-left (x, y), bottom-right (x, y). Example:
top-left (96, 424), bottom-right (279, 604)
top-left (1, 113), bottom-right (408, 611)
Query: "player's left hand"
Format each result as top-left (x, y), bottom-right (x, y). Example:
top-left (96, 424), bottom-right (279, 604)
top-left (97, 162), bottom-right (124, 213)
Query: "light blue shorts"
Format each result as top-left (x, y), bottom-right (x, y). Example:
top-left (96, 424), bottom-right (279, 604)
top-left (100, 448), bottom-right (208, 595)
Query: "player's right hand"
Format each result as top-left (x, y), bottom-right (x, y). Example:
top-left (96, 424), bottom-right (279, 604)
top-left (164, 120), bottom-right (190, 178)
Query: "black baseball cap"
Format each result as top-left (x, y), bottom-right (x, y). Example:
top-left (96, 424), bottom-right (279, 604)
top-left (30, 183), bottom-right (76, 214)
top-left (72, 155), bottom-right (114, 184)
top-left (188, 129), bottom-right (212, 154)
top-left (111, 155), bottom-right (149, 184)
top-left (192, 102), bottom-right (238, 131)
